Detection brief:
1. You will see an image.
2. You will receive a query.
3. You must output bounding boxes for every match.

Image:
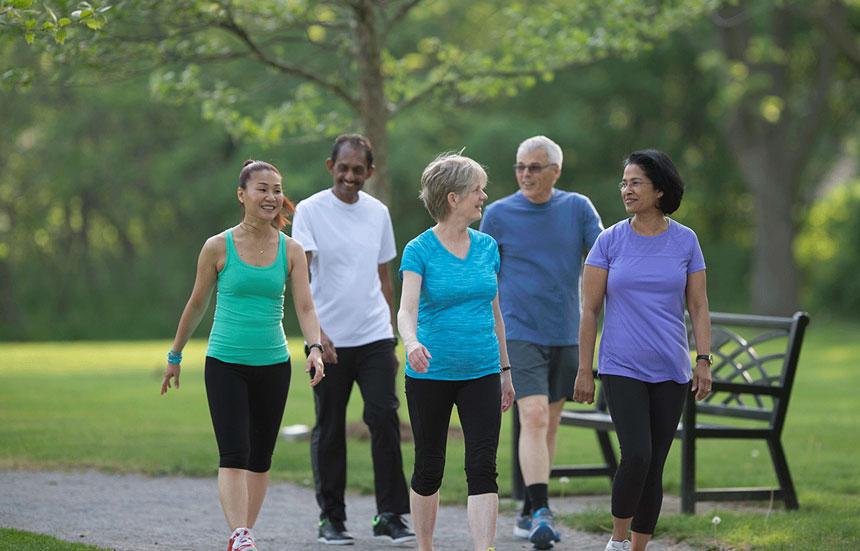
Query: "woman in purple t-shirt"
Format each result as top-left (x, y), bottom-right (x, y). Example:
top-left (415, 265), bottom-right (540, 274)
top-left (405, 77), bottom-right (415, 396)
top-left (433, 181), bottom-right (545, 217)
top-left (573, 149), bottom-right (712, 551)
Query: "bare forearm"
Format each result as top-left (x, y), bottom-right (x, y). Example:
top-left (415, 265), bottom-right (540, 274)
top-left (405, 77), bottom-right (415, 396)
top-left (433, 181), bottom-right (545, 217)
top-left (578, 309), bottom-right (599, 374)
top-left (295, 300), bottom-right (322, 346)
top-left (689, 304), bottom-right (711, 355)
top-left (397, 308), bottom-right (418, 348)
top-left (171, 297), bottom-right (210, 353)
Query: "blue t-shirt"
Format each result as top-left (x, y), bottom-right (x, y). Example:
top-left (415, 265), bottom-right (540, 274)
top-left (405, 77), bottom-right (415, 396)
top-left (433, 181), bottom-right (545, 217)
top-left (399, 227), bottom-right (501, 381)
top-left (585, 218), bottom-right (706, 383)
top-left (480, 189), bottom-right (603, 345)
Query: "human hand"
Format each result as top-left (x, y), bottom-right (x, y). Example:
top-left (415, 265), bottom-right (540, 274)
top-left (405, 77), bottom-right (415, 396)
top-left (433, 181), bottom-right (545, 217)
top-left (406, 341), bottom-right (431, 373)
top-left (307, 348), bottom-right (325, 386)
top-left (572, 370), bottom-right (594, 404)
top-left (691, 364), bottom-right (712, 401)
top-left (320, 330), bottom-right (338, 364)
top-left (161, 363), bottom-right (181, 395)
top-left (500, 371), bottom-right (515, 412)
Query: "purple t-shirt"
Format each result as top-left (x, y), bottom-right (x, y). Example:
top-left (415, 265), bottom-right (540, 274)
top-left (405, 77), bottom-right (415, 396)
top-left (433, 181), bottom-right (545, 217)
top-left (585, 218), bottom-right (706, 383)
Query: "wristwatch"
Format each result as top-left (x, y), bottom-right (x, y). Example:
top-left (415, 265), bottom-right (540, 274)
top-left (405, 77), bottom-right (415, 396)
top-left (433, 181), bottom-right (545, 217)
top-left (695, 353), bottom-right (713, 366)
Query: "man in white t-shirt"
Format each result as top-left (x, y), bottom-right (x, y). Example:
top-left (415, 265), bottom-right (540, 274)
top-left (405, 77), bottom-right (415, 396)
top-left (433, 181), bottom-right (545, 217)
top-left (291, 134), bottom-right (414, 546)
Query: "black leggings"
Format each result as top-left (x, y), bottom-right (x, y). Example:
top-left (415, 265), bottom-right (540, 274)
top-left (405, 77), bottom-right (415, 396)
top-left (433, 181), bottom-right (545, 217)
top-left (602, 374), bottom-right (689, 534)
top-left (405, 373), bottom-right (501, 497)
top-left (205, 356), bottom-right (291, 473)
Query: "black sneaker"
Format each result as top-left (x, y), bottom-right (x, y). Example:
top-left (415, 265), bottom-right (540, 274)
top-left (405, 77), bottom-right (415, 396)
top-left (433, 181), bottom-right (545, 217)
top-left (372, 512), bottom-right (416, 544)
top-left (318, 518), bottom-right (355, 545)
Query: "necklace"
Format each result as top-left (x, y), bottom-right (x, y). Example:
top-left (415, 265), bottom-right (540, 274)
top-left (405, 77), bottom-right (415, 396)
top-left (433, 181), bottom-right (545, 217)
top-left (239, 222), bottom-right (267, 254)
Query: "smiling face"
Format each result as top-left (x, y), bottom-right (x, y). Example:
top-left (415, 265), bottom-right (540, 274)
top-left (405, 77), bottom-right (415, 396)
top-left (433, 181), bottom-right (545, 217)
top-left (327, 144), bottom-right (373, 204)
top-left (453, 174), bottom-right (488, 224)
top-left (515, 147), bottom-right (560, 204)
top-left (238, 169), bottom-right (283, 221)
top-left (620, 163), bottom-right (663, 215)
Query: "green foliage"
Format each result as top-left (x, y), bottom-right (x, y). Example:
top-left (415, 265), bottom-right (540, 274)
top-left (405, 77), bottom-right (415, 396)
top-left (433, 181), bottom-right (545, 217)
top-left (796, 180), bottom-right (860, 318)
top-left (5, 0), bottom-right (720, 146)
top-left (0, 529), bottom-right (107, 550)
top-left (0, 0), bottom-right (110, 45)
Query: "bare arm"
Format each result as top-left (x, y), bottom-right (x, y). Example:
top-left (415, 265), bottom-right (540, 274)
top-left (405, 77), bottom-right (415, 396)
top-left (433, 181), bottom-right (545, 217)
top-left (493, 294), bottom-right (515, 412)
top-left (397, 270), bottom-right (431, 372)
top-left (686, 270), bottom-right (712, 400)
top-left (289, 239), bottom-right (325, 386)
top-left (305, 250), bottom-right (336, 363)
top-left (161, 236), bottom-right (221, 394)
top-left (573, 265), bottom-right (608, 404)
top-left (378, 262), bottom-right (397, 336)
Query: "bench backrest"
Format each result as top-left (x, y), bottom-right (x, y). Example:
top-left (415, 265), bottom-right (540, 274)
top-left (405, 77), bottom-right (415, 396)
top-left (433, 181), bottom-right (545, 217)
top-left (686, 311), bottom-right (809, 432)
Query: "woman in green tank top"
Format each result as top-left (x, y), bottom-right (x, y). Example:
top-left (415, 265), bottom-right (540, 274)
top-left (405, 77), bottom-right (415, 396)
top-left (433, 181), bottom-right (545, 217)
top-left (160, 160), bottom-right (326, 551)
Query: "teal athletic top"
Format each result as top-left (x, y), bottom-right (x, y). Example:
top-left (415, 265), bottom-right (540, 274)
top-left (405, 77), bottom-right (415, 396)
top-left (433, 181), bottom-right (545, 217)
top-left (206, 229), bottom-right (291, 366)
top-left (399, 227), bottom-right (501, 381)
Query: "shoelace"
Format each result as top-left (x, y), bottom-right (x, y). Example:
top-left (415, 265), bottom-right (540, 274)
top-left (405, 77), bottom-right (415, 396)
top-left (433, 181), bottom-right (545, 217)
top-left (232, 530), bottom-right (257, 551)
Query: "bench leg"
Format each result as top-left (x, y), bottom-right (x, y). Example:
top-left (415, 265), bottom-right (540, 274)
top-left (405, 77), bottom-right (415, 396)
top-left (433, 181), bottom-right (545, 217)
top-left (596, 430), bottom-right (618, 481)
top-left (681, 395), bottom-right (696, 514)
top-left (768, 436), bottom-right (799, 510)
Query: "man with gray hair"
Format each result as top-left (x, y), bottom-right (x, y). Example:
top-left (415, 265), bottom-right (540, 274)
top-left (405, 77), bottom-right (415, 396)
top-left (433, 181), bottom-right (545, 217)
top-left (480, 135), bottom-right (603, 549)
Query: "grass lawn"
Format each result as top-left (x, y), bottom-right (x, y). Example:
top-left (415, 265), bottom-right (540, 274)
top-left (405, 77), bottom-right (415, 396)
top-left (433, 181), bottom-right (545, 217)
top-left (0, 528), bottom-right (105, 550)
top-left (1, 320), bottom-right (858, 549)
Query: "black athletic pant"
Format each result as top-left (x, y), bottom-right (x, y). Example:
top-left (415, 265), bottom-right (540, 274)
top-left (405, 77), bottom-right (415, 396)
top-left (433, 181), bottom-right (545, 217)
top-left (405, 373), bottom-right (502, 497)
top-left (602, 374), bottom-right (689, 535)
top-left (205, 356), bottom-right (291, 473)
top-left (309, 339), bottom-right (410, 522)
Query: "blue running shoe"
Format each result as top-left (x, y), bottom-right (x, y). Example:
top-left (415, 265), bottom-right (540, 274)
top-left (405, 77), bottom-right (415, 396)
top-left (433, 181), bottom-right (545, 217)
top-left (513, 513), bottom-right (531, 538)
top-left (528, 507), bottom-right (561, 550)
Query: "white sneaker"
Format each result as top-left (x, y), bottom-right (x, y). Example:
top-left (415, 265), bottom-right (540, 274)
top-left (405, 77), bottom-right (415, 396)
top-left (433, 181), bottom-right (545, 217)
top-left (230, 527), bottom-right (258, 551)
top-left (605, 538), bottom-right (630, 551)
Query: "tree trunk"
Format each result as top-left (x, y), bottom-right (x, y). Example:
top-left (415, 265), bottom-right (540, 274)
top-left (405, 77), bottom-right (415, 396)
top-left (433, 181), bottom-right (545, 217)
top-left (729, 142), bottom-right (799, 315)
top-left (714, 3), bottom-right (834, 315)
top-left (351, 0), bottom-right (391, 205)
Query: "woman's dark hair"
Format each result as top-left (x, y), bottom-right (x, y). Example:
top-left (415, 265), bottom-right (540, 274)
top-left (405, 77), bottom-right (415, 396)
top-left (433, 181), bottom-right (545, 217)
top-left (330, 134), bottom-right (373, 167)
top-left (238, 159), bottom-right (295, 230)
top-left (623, 149), bottom-right (684, 215)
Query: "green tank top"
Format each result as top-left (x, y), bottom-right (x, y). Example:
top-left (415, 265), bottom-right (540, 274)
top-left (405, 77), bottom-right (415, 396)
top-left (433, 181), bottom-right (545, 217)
top-left (206, 229), bottom-right (291, 366)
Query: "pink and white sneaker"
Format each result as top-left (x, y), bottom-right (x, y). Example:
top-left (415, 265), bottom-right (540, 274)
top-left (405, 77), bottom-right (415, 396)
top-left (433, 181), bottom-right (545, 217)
top-left (229, 527), bottom-right (258, 551)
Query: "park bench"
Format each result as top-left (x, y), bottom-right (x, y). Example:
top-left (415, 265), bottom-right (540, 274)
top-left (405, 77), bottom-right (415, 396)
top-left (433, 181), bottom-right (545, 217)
top-left (511, 311), bottom-right (810, 514)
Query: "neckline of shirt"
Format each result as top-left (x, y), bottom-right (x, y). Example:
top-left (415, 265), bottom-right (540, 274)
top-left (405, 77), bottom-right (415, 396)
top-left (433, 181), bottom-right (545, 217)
top-left (625, 217), bottom-right (673, 239)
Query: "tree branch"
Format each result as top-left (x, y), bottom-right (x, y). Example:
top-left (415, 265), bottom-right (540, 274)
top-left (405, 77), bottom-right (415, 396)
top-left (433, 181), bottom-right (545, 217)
top-left (218, 8), bottom-right (360, 112)
top-left (386, 0), bottom-right (423, 29)
top-left (813, 0), bottom-right (860, 74)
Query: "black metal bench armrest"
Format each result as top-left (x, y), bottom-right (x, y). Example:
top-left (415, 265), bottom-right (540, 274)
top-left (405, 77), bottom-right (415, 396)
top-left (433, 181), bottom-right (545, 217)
top-left (710, 380), bottom-right (785, 396)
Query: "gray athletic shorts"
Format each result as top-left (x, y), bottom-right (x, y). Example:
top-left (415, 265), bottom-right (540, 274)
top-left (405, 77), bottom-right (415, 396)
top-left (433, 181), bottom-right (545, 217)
top-left (507, 340), bottom-right (579, 402)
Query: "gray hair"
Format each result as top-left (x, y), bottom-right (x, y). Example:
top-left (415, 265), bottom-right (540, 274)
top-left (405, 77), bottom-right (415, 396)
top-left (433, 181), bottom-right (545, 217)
top-left (517, 135), bottom-right (563, 167)
top-left (419, 153), bottom-right (487, 222)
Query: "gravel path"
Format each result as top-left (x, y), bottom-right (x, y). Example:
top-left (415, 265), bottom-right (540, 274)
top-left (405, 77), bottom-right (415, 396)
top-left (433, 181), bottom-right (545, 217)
top-left (0, 470), bottom-right (699, 550)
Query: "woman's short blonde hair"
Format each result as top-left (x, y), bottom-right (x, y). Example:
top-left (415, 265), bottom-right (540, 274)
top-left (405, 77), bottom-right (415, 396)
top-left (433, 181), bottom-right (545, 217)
top-left (419, 154), bottom-right (487, 222)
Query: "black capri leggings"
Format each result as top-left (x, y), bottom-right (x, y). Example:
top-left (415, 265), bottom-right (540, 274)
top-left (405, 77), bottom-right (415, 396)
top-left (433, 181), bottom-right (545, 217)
top-left (602, 374), bottom-right (689, 535)
top-left (205, 356), bottom-right (291, 473)
top-left (405, 373), bottom-right (501, 497)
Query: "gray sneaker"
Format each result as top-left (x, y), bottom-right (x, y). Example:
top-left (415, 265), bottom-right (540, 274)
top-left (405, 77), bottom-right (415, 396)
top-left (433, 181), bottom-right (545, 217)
top-left (372, 512), bottom-right (416, 544)
top-left (513, 513), bottom-right (531, 539)
top-left (318, 518), bottom-right (355, 545)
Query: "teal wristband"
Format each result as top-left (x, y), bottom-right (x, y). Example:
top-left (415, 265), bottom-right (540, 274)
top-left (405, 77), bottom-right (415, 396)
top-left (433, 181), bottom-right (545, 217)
top-left (167, 350), bottom-right (182, 365)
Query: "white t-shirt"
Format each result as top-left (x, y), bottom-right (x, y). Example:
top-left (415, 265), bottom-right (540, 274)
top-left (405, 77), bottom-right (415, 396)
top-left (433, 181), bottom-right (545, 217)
top-left (291, 189), bottom-right (397, 347)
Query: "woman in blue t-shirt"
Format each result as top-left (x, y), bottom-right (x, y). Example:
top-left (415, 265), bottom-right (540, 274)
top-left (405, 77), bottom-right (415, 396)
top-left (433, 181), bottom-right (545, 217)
top-left (574, 149), bottom-right (713, 551)
top-left (398, 154), bottom-right (516, 551)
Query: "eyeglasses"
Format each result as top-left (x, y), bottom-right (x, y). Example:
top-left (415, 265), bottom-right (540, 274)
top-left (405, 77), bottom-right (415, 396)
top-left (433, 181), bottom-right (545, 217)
top-left (618, 180), bottom-right (649, 190)
top-left (513, 163), bottom-right (556, 174)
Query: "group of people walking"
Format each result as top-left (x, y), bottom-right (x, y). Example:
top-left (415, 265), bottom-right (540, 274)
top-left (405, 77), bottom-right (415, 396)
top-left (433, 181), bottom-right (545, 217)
top-left (161, 133), bottom-right (713, 551)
